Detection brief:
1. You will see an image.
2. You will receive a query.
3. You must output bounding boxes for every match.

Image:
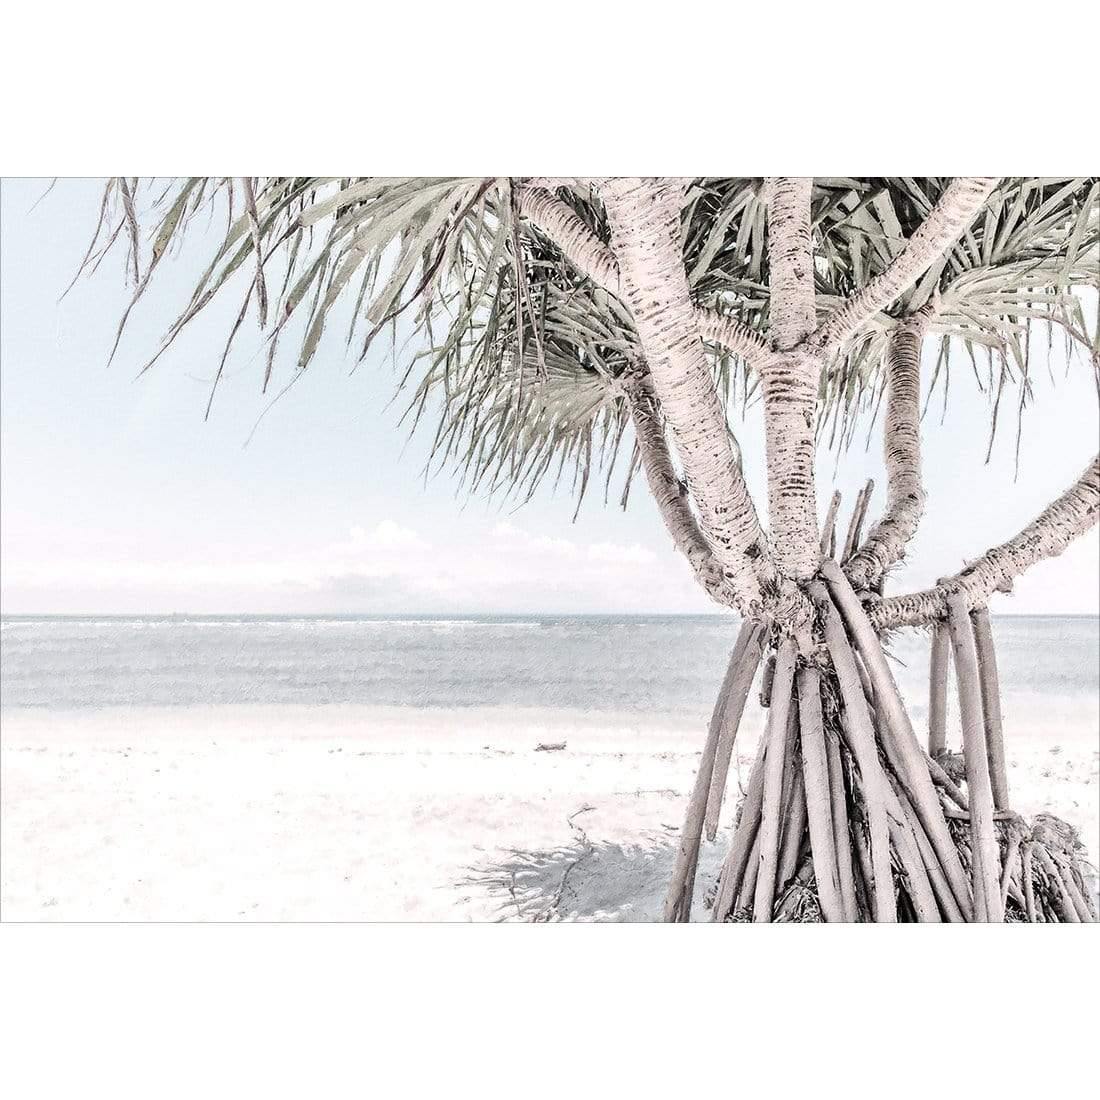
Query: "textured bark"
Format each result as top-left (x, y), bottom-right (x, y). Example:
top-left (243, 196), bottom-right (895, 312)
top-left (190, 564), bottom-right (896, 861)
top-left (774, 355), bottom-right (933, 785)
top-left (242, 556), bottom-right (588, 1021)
top-left (624, 372), bottom-right (737, 607)
top-left (970, 608), bottom-right (1010, 811)
top-left (766, 178), bottom-right (816, 351)
top-left (517, 185), bottom-right (767, 363)
top-left (695, 308), bottom-right (770, 362)
top-left (760, 348), bottom-right (823, 579)
top-left (752, 640), bottom-right (798, 921)
top-left (817, 178), bottom-right (999, 350)
top-left (870, 454), bottom-right (1100, 629)
top-left (845, 315), bottom-right (929, 589)
top-left (946, 594), bottom-right (1004, 922)
top-left (517, 186), bottom-right (620, 293)
top-left (603, 180), bottom-right (773, 612)
top-left (756, 177), bottom-right (822, 580)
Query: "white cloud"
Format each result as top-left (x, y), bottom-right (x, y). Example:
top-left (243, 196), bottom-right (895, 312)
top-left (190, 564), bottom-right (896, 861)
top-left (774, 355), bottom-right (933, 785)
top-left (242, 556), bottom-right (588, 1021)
top-left (343, 520), bottom-right (427, 553)
top-left (2, 518), bottom-right (705, 614)
top-left (491, 521), bottom-right (577, 558)
top-left (587, 541), bottom-right (656, 565)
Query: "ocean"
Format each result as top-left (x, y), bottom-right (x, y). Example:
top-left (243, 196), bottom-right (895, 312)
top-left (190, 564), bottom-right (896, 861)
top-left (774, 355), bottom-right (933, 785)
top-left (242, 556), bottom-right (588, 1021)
top-left (2, 614), bottom-right (1097, 733)
top-left (3, 613), bottom-right (1097, 922)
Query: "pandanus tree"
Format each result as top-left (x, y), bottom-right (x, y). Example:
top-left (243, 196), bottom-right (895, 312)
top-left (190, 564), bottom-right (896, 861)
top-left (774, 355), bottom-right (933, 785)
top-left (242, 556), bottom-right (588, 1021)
top-left (86, 176), bottom-right (1099, 921)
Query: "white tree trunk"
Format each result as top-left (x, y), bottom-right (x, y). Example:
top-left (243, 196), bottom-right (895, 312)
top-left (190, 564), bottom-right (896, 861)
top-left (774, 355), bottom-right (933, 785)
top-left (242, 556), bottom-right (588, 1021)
top-left (756, 178), bottom-right (822, 580)
top-left (759, 349), bottom-right (823, 580)
top-left (602, 178), bottom-right (770, 614)
top-left (624, 371), bottom-right (737, 607)
top-left (766, 178), bottom-right (816, 350)
top-left (845, 313), bottom-right (929, 589)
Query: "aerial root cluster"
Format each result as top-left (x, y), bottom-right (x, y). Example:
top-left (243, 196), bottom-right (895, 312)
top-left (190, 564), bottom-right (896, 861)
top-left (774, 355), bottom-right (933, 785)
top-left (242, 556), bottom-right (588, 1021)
top-left (665, 561), bottom-right (1096, 924)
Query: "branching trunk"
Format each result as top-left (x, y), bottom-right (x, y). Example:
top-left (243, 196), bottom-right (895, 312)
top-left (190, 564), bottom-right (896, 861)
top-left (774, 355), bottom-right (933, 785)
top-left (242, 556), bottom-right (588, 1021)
top-left (816, 178), bottom-right (999, 350)
top-left (623, 371), bottom-right (737, 607)
top-left (869, 454), bottom-right (1100, 630)
top-left (518, 184), bottom-right (767, 366)
top-left (573, 176), bottom-right (1095, 924)
top-left (602, 178), bottom-right (771, 613)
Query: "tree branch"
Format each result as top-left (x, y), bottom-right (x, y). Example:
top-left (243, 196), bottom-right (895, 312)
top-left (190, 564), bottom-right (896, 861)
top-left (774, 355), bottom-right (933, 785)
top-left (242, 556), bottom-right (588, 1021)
top-left (622, 370), bottom-right (738, 607)
top-left (515, 185), bottom-right (620, 293)
top-left (601, 178), bottom-right (771, 614)
top-left (695, 308), bottom-right (771, 363)
top-left (868, 455), bottom-right (1100, 629)
top-left (816, 178), bottom-right (999, 352)
top-left (845, 309), bottom-right (931, 588)
top-left (766, 178), bottom-right (816, 350)
top-left (517, 184), bottom-right (768, 365)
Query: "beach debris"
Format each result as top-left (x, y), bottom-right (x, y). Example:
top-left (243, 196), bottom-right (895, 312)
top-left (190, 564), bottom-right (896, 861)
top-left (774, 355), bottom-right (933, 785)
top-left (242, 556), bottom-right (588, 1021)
top-left (534, 741), bottom-right (567, 752)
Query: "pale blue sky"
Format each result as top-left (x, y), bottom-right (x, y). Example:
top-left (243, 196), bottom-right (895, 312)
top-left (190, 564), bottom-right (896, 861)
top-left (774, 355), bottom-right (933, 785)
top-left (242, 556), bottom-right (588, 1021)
top-left (2, 178), bottom-right (1097, 615)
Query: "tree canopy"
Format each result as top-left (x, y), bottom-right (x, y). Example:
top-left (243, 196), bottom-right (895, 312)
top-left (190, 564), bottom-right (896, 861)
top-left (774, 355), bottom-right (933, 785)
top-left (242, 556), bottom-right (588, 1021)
top-left (81, 177), bottom-right (1099, 510)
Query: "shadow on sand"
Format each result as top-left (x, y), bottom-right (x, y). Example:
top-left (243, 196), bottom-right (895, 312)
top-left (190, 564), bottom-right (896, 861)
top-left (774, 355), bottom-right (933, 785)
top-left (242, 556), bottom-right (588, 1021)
top-left (458, 809), bottom-right (728, 922)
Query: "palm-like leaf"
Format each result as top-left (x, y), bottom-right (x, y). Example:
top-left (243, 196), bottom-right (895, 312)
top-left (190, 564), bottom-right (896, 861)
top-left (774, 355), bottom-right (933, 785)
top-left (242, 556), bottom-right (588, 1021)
top-left (81, 175), bottom-right (1099, 506)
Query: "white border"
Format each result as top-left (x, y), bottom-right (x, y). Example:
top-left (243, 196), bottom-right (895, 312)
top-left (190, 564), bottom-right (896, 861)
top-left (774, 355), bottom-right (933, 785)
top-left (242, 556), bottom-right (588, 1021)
top-left (1, 925), bottom-right (1096, 1096)
top-left (2, 3), bottom-right (1099, 172)
top-left (3, 3), bottom-right (1098, 1092)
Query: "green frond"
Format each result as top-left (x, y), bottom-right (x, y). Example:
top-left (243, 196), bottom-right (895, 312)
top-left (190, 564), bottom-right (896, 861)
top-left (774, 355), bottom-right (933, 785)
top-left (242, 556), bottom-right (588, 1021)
top-left (83, 175), bottom-right (1099, 506)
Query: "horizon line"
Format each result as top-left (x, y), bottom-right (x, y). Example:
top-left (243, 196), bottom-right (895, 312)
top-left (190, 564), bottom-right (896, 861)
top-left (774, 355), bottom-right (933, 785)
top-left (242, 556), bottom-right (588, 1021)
top-left (3, 610), bottom-right (1098, 621)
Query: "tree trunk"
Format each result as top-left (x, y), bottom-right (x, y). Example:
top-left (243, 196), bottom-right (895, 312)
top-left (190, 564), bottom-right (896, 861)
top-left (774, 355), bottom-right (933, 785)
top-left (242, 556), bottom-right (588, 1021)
top-left (845, 315), bottom-right (928, 590)
top-left (602, 179), bottom-right (770, 614)
top-left (760, 350), bottom-right (824, 580)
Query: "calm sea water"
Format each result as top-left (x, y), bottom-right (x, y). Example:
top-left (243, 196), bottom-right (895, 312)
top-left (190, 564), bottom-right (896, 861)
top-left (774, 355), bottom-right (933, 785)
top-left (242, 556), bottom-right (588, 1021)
top-left (1, 615), bottom-right (1096, 728)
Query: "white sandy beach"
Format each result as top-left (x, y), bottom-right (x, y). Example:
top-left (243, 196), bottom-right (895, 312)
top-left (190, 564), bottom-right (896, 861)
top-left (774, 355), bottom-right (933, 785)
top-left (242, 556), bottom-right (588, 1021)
top-left (2, 702), bottom-right (1096, 921)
